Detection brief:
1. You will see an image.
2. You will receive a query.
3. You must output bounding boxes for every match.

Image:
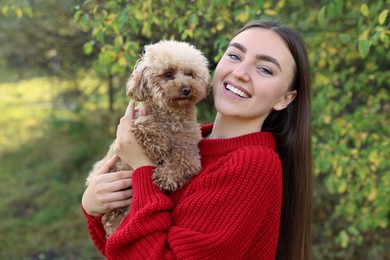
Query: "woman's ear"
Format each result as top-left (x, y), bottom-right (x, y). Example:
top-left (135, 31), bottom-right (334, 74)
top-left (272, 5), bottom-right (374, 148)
top-left (273, 90), bottom-right (297, 111)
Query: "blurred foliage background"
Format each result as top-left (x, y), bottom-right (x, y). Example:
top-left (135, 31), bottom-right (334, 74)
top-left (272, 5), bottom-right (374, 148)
top-left (0, 0), bottom-right (389, 259)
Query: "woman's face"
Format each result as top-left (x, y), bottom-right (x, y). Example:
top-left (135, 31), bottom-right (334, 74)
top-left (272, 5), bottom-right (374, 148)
top-left (213, 28), bottom-right (297, 123)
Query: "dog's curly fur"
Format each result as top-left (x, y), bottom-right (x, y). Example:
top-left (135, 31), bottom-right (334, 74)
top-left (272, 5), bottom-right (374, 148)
top-left (86, 40), bottom-right (210, 237)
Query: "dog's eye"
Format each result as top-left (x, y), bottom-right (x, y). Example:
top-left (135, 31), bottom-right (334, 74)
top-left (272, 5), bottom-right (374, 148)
top-left (185, 72), bottom-right (194, 78)
top-left (164, 71), bottom-right (174, 79)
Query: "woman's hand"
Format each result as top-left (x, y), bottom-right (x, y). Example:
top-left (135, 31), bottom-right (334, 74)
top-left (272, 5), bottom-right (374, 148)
top-left (115, 100), bottom-right (155, 169)
top-left (82, 155), bottom-right (133, 217)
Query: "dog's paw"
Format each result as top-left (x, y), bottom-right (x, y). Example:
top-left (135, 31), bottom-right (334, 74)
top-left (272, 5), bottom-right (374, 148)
top-left (152, 169), bottom-right (185, 191)
top-left (153, 174), bottom-right (179, 191)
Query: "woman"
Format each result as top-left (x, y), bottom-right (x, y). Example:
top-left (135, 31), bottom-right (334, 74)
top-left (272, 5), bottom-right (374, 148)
top-left (82, 19), bottom-right (312, 259)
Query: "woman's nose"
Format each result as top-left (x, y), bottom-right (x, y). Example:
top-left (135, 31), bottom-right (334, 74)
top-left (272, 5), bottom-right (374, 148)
top-left (232, 62), bottom-right (250, 82)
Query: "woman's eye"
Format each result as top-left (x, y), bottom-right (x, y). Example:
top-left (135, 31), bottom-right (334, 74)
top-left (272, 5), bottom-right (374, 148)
top-left (258, 67), bottom-right (273, 75)
top-left (228, 53), bottom-right (240, 61)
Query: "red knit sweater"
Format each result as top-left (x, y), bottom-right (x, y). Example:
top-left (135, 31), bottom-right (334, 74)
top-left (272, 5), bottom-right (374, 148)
top-left (83, 123), bottom-right (283, 259)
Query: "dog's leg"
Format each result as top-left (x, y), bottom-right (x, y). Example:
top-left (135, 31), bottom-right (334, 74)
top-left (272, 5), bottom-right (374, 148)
top-left (131, 118), bottom-right (171, 163)
top-left (153, 144), bottom-right (201, 191)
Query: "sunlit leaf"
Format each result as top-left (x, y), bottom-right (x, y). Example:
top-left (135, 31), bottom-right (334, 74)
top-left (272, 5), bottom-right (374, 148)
top-left (216, 20), bottom-right (224, 31)
top-left (237, 11), bottom-right (249, 23)
top-left (337, 179), bottom-right (347, 194)
top-left (264, 9), bottom-right (277, 16)
top-left (367, 188), bottom-right (377, 202)
top-left (15, 8), bottom-right (23, 17)
top-left (360, 3), bottom-right (369, 17)
top-left (378, 9), bottom-right (388, 25)
top-left (1, 5), bottom-right (9, 15)
top-left (368, 150), bottom-right (380, 167)
top-left (118, 56), bottom-right (127, 67)
top-left (339, 230), bottom-right (350, 248)
top-left (83, 41), bottom-right (95, 55)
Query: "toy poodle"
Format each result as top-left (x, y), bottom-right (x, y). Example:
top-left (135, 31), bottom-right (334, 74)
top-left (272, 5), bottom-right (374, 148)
top-left (86, 40), bottom-right (210, 237)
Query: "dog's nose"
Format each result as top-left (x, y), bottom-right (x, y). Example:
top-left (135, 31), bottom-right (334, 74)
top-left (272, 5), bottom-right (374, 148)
top-left (181, 87), bottom-right (191, 96)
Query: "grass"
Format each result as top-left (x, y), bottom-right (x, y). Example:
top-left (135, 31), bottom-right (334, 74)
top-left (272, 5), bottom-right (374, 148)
top-left (0, 75), bottom-right (114, 259)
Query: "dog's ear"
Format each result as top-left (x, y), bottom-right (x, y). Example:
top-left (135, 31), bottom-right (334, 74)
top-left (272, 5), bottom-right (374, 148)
top-left (126, 59), bottom-right (148, 101)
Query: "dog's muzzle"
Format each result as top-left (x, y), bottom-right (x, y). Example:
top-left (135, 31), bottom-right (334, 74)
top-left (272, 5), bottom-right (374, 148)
top-left (181, 86), bottom-right (191, 96)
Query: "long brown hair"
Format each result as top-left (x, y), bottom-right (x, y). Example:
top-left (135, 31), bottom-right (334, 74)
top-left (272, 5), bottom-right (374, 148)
top-left (235, 20), bottom-right (312, 260)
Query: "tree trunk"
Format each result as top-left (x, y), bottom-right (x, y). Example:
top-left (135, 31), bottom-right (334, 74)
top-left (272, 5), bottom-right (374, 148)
top-left (108, 74), bottom-right (114, 112)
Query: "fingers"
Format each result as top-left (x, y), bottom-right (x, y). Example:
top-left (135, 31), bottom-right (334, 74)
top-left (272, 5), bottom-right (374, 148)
top-left (106, 189), bottom-right (133, 203)
top-left (138, 106), bottom-right (147, 116)
top-left (124, 100), bottom-right (135, 118)
top-left (106, 198), bottom-right (132, 211)
top-left (134, 103), bottom-right (147, 117)
top-left (117, 101), bottom-right (134, 139)
top-left (93, 189), bottom-right (133, 214)
top-left (97, 155), bottom-right (119, 174)
top-left (96, 170), bottom-right (132, 188)
top-left (108, 176), bottom-right (132, 188)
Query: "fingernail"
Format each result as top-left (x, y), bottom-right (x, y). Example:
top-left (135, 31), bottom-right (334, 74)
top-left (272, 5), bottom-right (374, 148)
top-left (139, 107), bottom-right (146, 116)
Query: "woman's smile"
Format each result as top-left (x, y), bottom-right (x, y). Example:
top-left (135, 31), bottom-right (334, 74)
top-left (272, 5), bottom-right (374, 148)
top-left (224, 82), bottom-right (252, 99)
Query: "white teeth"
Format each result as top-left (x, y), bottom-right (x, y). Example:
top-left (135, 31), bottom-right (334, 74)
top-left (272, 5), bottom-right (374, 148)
top-left (225, 84), bottom-right (250, 98)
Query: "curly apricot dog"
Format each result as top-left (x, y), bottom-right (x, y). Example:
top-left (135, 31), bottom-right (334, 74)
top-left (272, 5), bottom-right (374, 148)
top-left (86, 40), bottom-right (210, 237)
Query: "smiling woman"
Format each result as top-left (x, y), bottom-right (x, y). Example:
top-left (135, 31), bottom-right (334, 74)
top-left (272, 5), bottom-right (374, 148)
top-left (82, 19), bottom-right (312, 260)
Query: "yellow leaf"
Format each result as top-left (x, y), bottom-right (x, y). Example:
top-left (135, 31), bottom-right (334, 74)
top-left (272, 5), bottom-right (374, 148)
top-left (118, 56), bottom-right (127, 67)
top-left (378, 9), bottom-right (388, 25)
top-left (359, 29), bottom-right (370, 40)
top-left (264, 9), bottom-right (277, 16)
top-left (216, 21), bottom-right (224, 31)
top-left (368, 150), bottom-right (380, 167)
top-left (318, 58), bottom-right (326, 69)
top-left (367, 188), bottom-right (377, 202)
top-left (276, 0), bottom-right (286, 9)
top-left (351, 149), bottom-right (359, 157)
top-left (323, 115), bottom-right (331, 125)
top-left (92, 5), bottom-right (99, 14)
top-left (336, 165), bottom-right (342, 177)
top-left (360, 4), bottom-right (369, 17)
top-left (337, 180), bottom-right (347, 194)
top-left (380, 31), bottom-right (388, 42)
top-left (237, 11), bottom-right (249, 23)
top-left (141, 23), bottom-right (151, 37)
top-left (1, 5), bottom-right (9, 15)
top-left (15, 8), bottom-right (23, 18)
top-left (379, 219), bottom-right (388, 229)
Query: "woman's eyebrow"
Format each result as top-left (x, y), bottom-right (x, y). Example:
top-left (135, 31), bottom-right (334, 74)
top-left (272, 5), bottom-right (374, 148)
top-left (229, 42), bottom-right (247, 53)
top-left (256, 54), bottom-right (282, 72)
top-left (229, 42), bottom-right (282, 72)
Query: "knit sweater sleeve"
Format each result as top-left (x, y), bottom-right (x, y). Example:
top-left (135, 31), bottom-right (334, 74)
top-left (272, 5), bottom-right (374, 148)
top-left (103, 146), bottom-right (282, 259)
top-left (81, 205), bottom-right (107, 255)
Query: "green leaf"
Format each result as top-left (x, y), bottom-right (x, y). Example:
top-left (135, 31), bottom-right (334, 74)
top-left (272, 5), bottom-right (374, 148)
top-left (338, 230), bottom-right (350, 248)
top-left (83, 41), bottom-right (95, 55)
top-left (339, 33), bottom-right (351, 43)
top-left (358, 39), bottom-right (370, 58)
top-left (317, 6), bottom-right (326, 25)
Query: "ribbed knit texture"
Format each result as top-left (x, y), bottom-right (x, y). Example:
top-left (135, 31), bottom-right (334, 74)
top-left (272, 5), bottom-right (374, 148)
top-left (83, 123), bottom-right (283, 259)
